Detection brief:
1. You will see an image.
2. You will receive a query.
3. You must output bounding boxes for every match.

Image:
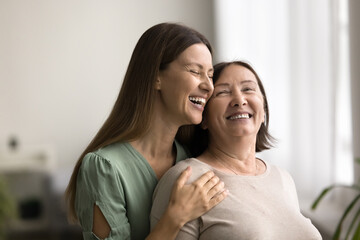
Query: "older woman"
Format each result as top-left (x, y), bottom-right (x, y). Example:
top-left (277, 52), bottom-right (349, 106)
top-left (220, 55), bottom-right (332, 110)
top-left (150, 61), bottom-right (322, 240)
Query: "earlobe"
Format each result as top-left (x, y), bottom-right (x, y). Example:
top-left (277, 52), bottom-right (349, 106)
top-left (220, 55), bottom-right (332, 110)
top-left (155, 77), bottom-right (161, 90)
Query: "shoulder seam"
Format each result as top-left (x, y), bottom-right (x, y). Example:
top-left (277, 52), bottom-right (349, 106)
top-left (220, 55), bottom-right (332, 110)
top-left (86, 152), bottom-right (112, 165)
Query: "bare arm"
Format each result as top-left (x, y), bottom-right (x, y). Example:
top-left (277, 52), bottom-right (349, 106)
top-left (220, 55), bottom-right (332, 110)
top-left (92, 205), bottom-right (111, 239)
top-left (146, 166), bottom-right (228, 240)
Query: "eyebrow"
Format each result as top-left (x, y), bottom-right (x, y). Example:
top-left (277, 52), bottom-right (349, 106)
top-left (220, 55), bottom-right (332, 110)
top-left (214, 80), bottom-right (256, 87)
top-left (241, 79), bottom-right (257, 84)
top-left (214, 83), bottom-right (230, 87)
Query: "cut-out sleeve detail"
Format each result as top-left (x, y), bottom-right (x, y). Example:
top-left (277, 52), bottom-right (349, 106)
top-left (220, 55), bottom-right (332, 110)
top-left (75, 152), bottom-right (131, 240)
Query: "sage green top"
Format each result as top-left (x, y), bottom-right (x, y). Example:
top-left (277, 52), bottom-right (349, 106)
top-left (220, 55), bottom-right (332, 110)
top-left (75, 141), bottom-right (189, 240)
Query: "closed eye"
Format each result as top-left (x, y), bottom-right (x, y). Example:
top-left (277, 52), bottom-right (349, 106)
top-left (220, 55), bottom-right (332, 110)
top-left (189, 69), bottom-right (200, 75)
top-left (242, 87), bottom-right (255, 92)
top-left (215, 90), bottom-right (230, 96)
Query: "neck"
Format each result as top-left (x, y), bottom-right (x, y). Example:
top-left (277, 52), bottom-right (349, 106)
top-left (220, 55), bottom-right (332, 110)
top-left (130, 134), bottom-right (175, 180)
top-left (200, 137), bottom-right (263, 176)
top-left (134, 95), bottom-right (189, 160)
top-left (129, 109), bottom-right (181, 179)
top-left (211, 135), bottom-right (257, 160)
top-left (130, 115), bottom-right (179, 160)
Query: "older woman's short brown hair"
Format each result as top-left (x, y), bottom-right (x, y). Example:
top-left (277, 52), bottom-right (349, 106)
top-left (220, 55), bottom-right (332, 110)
top-left (183, 60), bottom-right (275, 156)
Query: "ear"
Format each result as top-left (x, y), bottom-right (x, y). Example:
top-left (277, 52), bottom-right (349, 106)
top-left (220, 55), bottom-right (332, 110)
top-left (155, 76), bottom-right (161, 90)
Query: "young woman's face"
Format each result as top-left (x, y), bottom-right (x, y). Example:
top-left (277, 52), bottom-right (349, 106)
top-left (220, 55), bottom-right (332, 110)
top-left (157, 43), bottom-right (214, 126)
top-left (203, 64), bottom-right (265, 140)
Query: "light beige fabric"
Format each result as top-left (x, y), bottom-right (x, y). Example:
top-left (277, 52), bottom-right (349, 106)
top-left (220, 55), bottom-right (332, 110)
top-left (151, 158), bottom-right (322, 240)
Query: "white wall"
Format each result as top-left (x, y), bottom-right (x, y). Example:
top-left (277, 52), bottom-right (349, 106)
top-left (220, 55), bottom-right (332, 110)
top-left (349, 0), bottom-right (360, 178)
top-left (213, 0), bottom-right (335, 199)
top-left (213, 0), bottom-right (291, 172)
top-left (0, 0), bottom-right (215, 193)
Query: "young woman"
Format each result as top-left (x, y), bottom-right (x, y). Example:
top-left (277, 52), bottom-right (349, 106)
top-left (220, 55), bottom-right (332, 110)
top-left (65, 23), bottom-right (228, 240)
top-left (151, 61), bottom-right (322, 240)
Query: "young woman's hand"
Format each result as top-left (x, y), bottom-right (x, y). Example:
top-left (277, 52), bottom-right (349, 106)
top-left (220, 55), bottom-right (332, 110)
top-left (166, 166), bottom-right (228, 227)
top-left (147, 167), bottom-right (227, 240)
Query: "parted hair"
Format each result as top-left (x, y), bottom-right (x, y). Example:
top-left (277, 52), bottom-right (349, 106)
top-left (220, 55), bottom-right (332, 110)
top-left (65, 22), bottom-right (212, 222)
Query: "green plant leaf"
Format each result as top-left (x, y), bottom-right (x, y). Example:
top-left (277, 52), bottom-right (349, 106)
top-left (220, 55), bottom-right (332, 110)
top-left (312, 185), bottom-right (337, 210)
top-left (346, 207), bottom-right (360, 239)
top-left (333, 194), bottom-right (360, 240)
top-left (0, 177), bottom-right (17, 227)
top-left (312, 184), bottom-right (360, 211)
top-left (351, 217), bottom-right (360, 240)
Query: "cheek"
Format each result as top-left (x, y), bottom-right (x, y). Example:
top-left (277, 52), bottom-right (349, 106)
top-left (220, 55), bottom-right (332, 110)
top-left (204, 102), bottom-right (223, 125)
top-left (254, 97), bottom-right (265, 121)
top-left (260, 107), bottom-right (265, 123)
top-left (207, 100), bottom-right (225, 115)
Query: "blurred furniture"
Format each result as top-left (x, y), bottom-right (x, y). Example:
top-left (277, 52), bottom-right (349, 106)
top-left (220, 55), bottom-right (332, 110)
top-left (0, 145), bottom-right (82, 240)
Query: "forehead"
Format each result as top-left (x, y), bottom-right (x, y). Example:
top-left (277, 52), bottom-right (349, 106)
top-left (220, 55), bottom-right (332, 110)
top-left (175, 43), bottom-right (213, 67)
top-left (216, 64), bottom-right (257, 85)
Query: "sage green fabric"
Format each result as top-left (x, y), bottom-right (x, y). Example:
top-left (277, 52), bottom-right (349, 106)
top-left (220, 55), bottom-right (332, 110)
top-left (75, 141), bottom-right (189, 240)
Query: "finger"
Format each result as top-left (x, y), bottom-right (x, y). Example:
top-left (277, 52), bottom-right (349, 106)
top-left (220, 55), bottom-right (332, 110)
top-left (201, 175), bottom-right (220, 192)
top-left (207, 181), bottom-right (225, 199)
top-left (192, 171), bottom-right (215, 187)
top-left (174, 166), bottom-right (192, 189)
top-left (208, 189), bottom-right (229, 209)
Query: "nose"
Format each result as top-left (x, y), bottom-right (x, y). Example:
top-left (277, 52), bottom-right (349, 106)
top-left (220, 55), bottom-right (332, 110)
top-left (231, 91), bottom-right (247, 107)
top-left (199, 75), bottom-right (214, 94)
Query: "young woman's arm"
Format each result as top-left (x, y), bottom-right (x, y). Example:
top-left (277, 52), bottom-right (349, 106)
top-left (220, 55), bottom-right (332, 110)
top-left (146, 167), bottom-right (227, 240)
top-left (90, 166), bottom-right (226, 240)
top-left (92, 205), bottom-right (111, 239)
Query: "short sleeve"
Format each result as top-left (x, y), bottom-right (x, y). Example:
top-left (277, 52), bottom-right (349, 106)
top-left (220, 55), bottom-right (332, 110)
top-left (75, 152), bottom-right (131, 240)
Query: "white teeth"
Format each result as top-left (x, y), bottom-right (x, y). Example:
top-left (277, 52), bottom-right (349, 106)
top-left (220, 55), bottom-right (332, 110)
top-left (189, 97), bottom-right (206, 106)
top-left (229, 113), bottom-right (250, 120)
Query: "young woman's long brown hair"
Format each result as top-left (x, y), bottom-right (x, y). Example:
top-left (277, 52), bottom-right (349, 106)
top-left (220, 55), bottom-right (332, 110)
top-left (65, 22), bottom-right (212, 222)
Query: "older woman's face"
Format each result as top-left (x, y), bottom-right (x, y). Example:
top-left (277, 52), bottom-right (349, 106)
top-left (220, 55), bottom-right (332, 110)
top-left (203, 64), bottom-right (264, 140)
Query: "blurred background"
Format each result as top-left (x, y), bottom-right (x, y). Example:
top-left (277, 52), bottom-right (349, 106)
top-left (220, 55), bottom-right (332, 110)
top-left (0, 0), bottom-right (359, 239)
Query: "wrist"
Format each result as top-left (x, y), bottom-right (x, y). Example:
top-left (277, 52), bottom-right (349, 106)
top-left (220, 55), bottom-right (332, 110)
top-left (164, 206), bottom-right (186, 230)
top-left (147, 207), bottom-right (184, 240)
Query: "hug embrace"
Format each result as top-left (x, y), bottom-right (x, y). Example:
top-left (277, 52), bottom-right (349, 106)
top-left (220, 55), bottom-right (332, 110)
top-left (65, 22), bottom-right (321, 240)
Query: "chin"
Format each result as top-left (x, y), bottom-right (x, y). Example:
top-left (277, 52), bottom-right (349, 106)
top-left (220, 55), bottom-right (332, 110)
top-left (186, 116), bottom-right (202, 125)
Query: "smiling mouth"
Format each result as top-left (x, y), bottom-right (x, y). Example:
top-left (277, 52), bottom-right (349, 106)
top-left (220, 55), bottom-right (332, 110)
top-left (226, 113), bottom-right (252, 120)
top-left (189, 96), bottom-right (206, 107)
